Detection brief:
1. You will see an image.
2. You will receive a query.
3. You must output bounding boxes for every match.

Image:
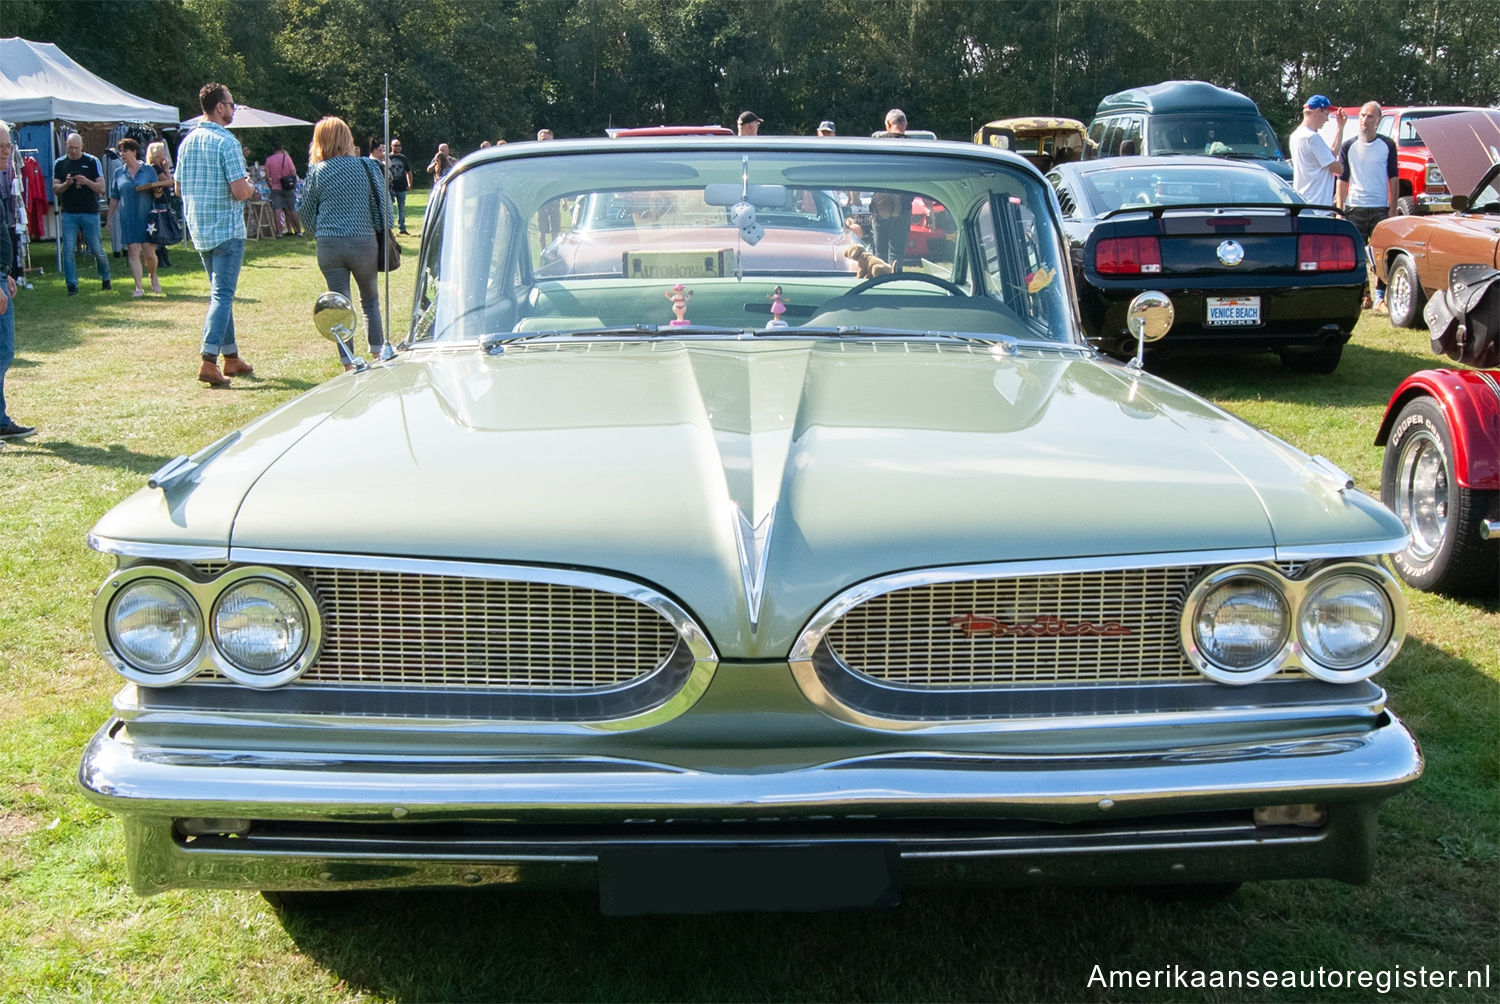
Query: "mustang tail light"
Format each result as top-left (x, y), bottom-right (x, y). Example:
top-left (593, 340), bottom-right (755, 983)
top-left (1094, 236), bottom-right (1162, 275)
top-left (1297, 233), bottom-right (1357, 271)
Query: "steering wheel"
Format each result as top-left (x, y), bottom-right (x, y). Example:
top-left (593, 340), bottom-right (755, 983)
top-left (846, 271), bottom-right (968, 297)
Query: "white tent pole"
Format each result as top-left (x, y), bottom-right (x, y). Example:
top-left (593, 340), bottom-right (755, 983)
top-left (50, 123), bottom-right (60, 277)
top-left (382, 73), bottom-right (390, 352)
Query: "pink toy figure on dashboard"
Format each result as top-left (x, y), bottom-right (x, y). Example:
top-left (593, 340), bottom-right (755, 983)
top-left (666, 283), bottom-right (693, 326)
top-left (767, 285), bottom-right (788, 328)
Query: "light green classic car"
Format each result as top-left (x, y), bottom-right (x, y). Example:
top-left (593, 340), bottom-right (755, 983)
top-left (80, 137), bottom-right (1421, 914)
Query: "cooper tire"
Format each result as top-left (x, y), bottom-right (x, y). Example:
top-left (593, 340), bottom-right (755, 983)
top-left (1386, 254), bottom-right (1425, 329)
top-left (1381, 396), bottom-right (1499, 595)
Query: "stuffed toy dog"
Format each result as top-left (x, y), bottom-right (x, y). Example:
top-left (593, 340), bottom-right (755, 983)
top-left (843, 244), bottom-right (893, 278)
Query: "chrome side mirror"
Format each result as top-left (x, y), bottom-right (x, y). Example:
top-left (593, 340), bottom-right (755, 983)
top-left (314, 291), bottom-right (365, 372)
top-left (1126, 291), bottom-right (1174, 371)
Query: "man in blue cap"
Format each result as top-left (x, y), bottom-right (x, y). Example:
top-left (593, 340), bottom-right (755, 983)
top-left (1289, 94), bottom-right (1347, 205)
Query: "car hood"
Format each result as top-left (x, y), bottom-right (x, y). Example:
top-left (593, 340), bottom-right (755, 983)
top-left (94, 340), bottom-right (1403, 657)
top-left (1412, 109), bottom-right (1500, 200)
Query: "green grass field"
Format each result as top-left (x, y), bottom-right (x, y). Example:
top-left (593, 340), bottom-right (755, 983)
top-left (0, 198), bottom-right (1495, 1001)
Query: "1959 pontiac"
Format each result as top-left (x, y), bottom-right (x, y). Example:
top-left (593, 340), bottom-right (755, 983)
top-left (80, 137), bottom-right (1420, 914)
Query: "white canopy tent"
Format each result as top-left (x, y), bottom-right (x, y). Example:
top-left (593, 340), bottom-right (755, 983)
top-left (0, 37), bottom-right (179, 124)
top-left (0, 37), bottom-right (179, 270)
top-left (181, 105), bottom-right (313, 131)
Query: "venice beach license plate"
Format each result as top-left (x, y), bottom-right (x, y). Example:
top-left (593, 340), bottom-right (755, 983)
top-left (1206, 296), bottom-right (1260, 326)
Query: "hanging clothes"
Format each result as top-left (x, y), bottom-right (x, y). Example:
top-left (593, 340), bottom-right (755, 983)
top-left (23, 157), bottom-right (49, 239)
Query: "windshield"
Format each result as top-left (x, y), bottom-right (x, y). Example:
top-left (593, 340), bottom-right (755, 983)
top-left (411, 145), bottom-right (1075, 346)
top-left (1471, 172), bottom-right (1500, 212)
top-left (1078, 163), bottom-right (1298, 214)
top-left (1146, 113), bottom-right (1282, 159)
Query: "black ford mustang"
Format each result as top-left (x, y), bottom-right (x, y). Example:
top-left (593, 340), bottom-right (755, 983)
top-left (1048, 156), bottom-right (1366, 373)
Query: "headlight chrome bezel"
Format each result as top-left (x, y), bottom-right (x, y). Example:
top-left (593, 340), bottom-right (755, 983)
top-left (94, 564), bottom-right (322, 688)
top-left (1183, 562), bottom-right (1404, 685)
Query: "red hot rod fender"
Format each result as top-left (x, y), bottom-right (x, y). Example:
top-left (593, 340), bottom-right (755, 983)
top-left (1376, 368), bottom-right (1500, 489)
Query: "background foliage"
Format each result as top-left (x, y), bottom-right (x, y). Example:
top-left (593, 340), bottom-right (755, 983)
top-left (8, 0), bottom-right (1500, 166)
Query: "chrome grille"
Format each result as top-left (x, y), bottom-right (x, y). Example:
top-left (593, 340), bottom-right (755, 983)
top-left (825, 567), bottom-right (1204, 687)
top-left (218, 567), bottom-right (677, 691)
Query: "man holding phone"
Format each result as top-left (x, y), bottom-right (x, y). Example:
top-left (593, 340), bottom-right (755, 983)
top-left (51, 132), bottom-right (112, 295)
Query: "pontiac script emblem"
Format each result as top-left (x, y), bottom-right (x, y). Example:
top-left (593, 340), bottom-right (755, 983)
top-left (1216, 239), bottom-right (1245, 266)
top-left (949, 613), bottom-right (1132, 638)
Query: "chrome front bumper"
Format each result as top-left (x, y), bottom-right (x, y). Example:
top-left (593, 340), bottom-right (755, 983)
top-left (79, 715), bottom-right (1422, 896)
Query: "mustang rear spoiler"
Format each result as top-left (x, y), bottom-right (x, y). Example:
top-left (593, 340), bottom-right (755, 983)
top-left (1100, 202), bottom-right (1336, 221)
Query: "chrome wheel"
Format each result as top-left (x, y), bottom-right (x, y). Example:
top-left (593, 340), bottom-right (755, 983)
top-left (1381, 395), bottom-right (1498, 595)
top-left (1392, 426), bottom-right (1448, 562)
top-left (1386, 255), bottom-right (1424, 328)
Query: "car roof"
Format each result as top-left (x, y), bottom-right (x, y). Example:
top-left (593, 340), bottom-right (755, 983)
top-left (1054, 154), bottom-right (1284, 176)
top-left (1384, 105), bottom-right (1489, 118)
top-left (977, 116), bottom-right (1087, 132)
top-left (1095, 80), bottom-right (1261, 116)
top-left (605, 125), bottom-right (734, 138)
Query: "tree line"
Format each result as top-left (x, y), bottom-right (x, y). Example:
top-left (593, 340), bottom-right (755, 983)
top-left (9, 0), bottom-right (1498, 177)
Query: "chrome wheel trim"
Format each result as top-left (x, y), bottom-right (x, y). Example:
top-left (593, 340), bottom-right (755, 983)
top-left (1388, 260), bottom-right (1414, 320)
top-left (1394, 427), bottom-right (1448, 562)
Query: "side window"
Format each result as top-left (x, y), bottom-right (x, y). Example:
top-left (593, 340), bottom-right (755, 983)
top-left (1085, 120), bottom-right (1107, 159)
top-left (970, 192), bottom-right (1067, 339)
top-left (426, 182), bottom-right (522, 341)
top-left (1119, 117), bottom-right (1143, 157)
top-left (1099, 119), bottom-right (1121, 157)
top-left (1377, 115), bottom-right (1394, 139)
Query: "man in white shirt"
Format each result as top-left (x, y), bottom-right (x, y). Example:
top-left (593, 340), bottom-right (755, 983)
top-left (1289, 94), bottom-right (1346, 205)
top-left (1337, 102), bottom-right (1400, 312)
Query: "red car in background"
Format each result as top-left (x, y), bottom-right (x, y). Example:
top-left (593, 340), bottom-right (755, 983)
top-left (1376, 105), bottom-right (1490, 215)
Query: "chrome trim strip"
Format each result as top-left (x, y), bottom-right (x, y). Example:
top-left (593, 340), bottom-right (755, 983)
top-left (87, 534), bottom-right (229, 562)
top-left (148, 431), bottom-right (242, 492)
top-left (111, 683), bottom-right (1389, 738)
top-left (1273, 535), bottom-right (1410, 562)
top-left (730, 502), bottom-right (775, 631)
top-left (80, 716), bottom-right (1421, 821)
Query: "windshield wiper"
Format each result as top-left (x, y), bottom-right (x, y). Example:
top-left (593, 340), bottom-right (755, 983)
top-left (787, 326), bottom-right (1089, 355)
top-left (481, 325), bottom-right (749, 353)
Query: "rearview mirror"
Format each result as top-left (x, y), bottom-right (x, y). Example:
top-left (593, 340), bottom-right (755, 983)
top-left (1126, 291), bottom-right (1174, 371)
top-left (704, 183), bottom-right (789, 208)
top-left (314, 291), bottom-right (365, 371)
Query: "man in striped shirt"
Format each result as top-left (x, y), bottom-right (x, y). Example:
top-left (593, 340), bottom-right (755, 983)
top-left (177, 82), bottom-right (255, 387)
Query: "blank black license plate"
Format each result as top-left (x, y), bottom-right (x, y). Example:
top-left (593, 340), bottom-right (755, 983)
top-left (599, 844), bottom-right (901, 916)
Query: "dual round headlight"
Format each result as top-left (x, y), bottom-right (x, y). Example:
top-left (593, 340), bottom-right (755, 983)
top-left (96, 566), bottom-right (320, 688)
top-left (1185, 563), bottom-right (1403, 685)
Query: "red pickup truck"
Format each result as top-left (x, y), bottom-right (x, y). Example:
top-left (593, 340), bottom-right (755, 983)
top-left (1375, 105), bottom-right (1489, 214)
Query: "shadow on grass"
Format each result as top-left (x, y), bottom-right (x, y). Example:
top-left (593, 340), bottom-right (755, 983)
top-left (1146, 339), bottom-right (1442, 409)
top-left (269, 883), bottom-right (1235, 1003)
top-left (222, 375), bottom-right (322, 394)
top-left (22, 439), bottom-right (178, 474)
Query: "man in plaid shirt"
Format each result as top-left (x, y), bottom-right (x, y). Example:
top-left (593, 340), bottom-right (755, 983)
top-left (177, 82), bottom-right (255, 387)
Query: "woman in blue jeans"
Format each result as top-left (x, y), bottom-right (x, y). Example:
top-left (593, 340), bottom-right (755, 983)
top-left (297, 116), bottom-right (394, 365)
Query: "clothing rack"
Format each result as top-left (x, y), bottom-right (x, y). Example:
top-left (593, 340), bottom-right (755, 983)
top-left (5, 147), bottom-right (39, 280)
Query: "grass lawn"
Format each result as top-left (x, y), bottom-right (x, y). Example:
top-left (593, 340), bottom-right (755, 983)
top-left (0, 195), bottom-right (1495, 1001)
